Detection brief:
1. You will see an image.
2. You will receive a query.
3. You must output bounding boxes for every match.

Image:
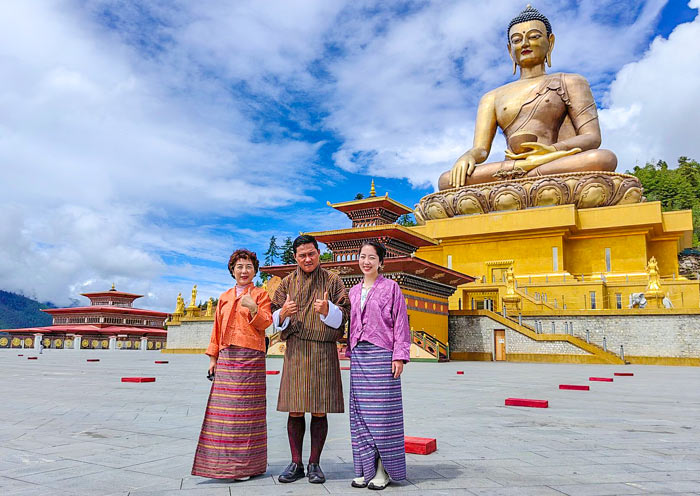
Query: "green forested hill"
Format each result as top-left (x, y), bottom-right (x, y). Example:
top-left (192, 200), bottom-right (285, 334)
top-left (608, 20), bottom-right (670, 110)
top-left (0, 290), bottom-right (54, 329)
top-left (631, 156), bottom-right (700, 245)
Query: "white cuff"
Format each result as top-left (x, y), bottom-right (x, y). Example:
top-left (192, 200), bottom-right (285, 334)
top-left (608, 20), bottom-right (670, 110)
top-left (320, 301), bottom-right (343, 329)
top-left (273, 309), bottom-right (290, 330)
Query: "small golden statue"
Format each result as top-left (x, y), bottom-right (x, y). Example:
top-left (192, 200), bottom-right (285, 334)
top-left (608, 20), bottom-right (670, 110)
top-left (189, 284), bottom-right (198, 308)
top-left (205, 297), bottom-right (214, 317)
top-left (501, 265), bottom-right (522, 313)
top-left (646, 257), bottom-right (662, 293)
top-left (440, 4), bottom-right (616, 189)
top-left (505, 266), bottom-right (516, 296)
top-left (174, 293), bottom-right (185, 314)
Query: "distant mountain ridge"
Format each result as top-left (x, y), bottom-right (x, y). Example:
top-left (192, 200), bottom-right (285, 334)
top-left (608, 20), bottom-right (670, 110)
top-left (0, 290), bottom-right (55, 329)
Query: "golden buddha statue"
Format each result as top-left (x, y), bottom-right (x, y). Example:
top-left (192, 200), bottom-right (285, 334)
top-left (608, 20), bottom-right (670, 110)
top-left (438, 5), bottom-right (616, 190)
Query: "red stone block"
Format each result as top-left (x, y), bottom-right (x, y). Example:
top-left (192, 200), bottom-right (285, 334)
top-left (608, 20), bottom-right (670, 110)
top-left (456, 371), bottom-right (465, 375)
top-left (589, 377), bottom-right (613, 382)
top-left (505, 398), bottom-right (549, 408)
top-left (340, 366), bottom-right (351, 371)
top-left (154, 360), bottom-right (169, 364)
top-left (86, 359), bottom-right (100, 362)
top-left (405, 436), bottom-right (437, 455)
top-left (121, 377), bottom-right (156, 383)
top-left (27, 357), bottom-right (38, 360)
top-left (17, 354), bottom-right (23, 357)
top-left (559, 384), bottom-right (590, 391)
top-left (614, 372), bottom-right (634, 376)
top-left (266, 370), bottom-right (280, 375)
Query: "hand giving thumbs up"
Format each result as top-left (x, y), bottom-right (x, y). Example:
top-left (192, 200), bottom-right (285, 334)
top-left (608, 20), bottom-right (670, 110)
top-left (314, 291), bottom-right (329, 317)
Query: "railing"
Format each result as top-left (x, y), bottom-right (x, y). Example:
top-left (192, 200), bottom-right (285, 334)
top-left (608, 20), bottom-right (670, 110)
top-left (411, 330), bottom-right (449, 361)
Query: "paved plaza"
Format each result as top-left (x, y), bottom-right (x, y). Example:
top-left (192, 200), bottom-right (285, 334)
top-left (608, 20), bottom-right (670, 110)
top-left (1, 350), bottom-right (699, 496)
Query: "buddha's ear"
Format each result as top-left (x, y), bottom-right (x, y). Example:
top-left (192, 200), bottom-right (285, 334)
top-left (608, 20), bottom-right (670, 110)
top-left (507, 44), bottom-right (516, 75)
top-left (546, 33), bottom-right (555, 68)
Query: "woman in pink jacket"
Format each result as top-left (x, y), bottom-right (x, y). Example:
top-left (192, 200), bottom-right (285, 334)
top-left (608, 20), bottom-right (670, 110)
top-left (348, 241), bottom-right (410, 490)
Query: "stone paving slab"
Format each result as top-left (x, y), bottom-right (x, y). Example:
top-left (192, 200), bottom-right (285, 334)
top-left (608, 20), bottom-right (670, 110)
top-left (1, 350), bottom-right (700, 495)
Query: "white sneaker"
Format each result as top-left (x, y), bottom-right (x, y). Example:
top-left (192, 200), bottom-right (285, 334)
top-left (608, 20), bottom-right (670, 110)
top-left (368, 458), bottom-right (390, 490)
top-left (234, 476), bottom-right (250, 482)
top-left (351, 476), bottom-right (367, 488)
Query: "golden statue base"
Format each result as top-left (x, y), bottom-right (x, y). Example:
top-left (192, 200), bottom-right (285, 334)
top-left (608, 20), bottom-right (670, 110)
top-left (415, 172), bottom-right (643, 224)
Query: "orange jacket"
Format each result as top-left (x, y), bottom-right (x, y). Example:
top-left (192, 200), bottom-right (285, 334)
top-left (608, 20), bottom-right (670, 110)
top-left (206, 285), bottom-right (272, 357)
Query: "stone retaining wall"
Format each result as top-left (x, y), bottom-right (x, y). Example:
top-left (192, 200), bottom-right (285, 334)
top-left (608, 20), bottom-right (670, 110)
top-left (449, 313), bottom-right (700, 359)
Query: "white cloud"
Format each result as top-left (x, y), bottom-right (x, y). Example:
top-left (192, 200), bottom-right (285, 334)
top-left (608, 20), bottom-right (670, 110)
top-left (321, 0), bottom-right (669, 188)
top-left (600, 3), bottom-right (700, 169)
top-left (0, 0), bottom-right (691, 311)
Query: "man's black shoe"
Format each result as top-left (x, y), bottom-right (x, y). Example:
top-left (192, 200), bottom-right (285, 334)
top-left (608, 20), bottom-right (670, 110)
top-left (307, 463), bottom-right (326, 484)
top-left (278, 462), bottom-right (305, 483)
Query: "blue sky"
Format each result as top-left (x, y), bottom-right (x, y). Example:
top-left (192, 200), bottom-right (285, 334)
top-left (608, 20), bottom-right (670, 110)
top-left (1, 0), bottom-right (699, 311)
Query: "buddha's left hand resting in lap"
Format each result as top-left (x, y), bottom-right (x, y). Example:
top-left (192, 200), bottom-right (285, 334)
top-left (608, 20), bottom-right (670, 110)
top-left (439, 5), bottom-right (617, 190)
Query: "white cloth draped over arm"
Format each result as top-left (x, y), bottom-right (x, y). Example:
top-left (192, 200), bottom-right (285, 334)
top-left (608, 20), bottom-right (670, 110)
top-left (320, 301), bottom-right (342, 329)
top-left (272, 309), bottom-right (290, 330)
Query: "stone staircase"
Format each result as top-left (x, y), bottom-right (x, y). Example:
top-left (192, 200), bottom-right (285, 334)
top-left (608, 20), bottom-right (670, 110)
top-left (473, 309), bottom-right (625, 364)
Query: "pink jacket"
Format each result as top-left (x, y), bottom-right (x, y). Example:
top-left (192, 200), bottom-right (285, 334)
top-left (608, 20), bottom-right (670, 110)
top-left (348, 275), bottom-right (410, 362)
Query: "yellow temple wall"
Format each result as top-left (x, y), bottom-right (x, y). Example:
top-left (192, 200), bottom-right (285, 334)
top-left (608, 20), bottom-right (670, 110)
top-left (402, 288), bottom-right (449, 344)
top-left (413, 202), bottom-right (699, 313)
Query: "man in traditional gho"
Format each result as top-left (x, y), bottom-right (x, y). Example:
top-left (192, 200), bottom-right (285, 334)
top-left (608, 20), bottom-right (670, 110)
top-left (271, 234), bottom-right (350, 484)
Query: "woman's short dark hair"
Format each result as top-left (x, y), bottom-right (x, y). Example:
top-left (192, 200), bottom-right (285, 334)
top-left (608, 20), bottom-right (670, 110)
top-left (228, 249), bottom-right (259, 278)
top-left (359, 241), bottom-right (386, 264)
top-left (292, 234), bottom-right (319, 255)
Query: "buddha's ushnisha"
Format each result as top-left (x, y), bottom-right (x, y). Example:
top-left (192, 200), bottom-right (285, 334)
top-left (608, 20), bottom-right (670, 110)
top-left (440, 5), bottom-right (617, 189)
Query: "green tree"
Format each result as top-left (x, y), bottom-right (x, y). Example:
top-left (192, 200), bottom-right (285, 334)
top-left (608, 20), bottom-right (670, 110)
top-left (632, 157), bottom-right (700, 244)
top-left (320, 251), bottom-right (333, 262)
top-left (263, 236), bottom-right (279, 266)
top-left (397, 214), bottom-right (416, 226)
top-left (354, 193), bottom-right (364, 200)
top-left (280, 237), bottom-right (295, 265)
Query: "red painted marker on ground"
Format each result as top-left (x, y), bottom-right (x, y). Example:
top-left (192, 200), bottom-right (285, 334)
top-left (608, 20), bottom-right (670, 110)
top-left (405, 436), bottom-right (437, 455)
top-left (456, 371), bottom-right (464, 375)
top-left (505, 398), bottom-right (549, 408)
top-left (154, 360), bottom-right (169, 364)
top-left (559, 384), bottom-right (590, 391)
top-left (86, 359), bottom-right (100, 362)
top-left (266, 370), bottom-right (280, 375)
top-left (614, 372), bottom-right (634, 376)
top-left (589, 377), bottom-right (613, 382)
top-left (121, 377), bottom-right (156, 383)
top-left (340, 366), bottom-right (351, 371)
top-left (27, 357), bottom-right (38, 360)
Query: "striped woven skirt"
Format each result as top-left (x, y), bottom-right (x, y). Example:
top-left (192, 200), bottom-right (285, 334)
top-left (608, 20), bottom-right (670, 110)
top-left (349, 341), bottom-right (406, 482)
top-left (191, 345), bottom-right (267, 479)
top-left (277, 335), bottom-right (344, 413)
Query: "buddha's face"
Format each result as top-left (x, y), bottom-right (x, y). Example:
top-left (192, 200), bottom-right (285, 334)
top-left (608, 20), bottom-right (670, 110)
top-left (508, 20), bottom-right (554, 68)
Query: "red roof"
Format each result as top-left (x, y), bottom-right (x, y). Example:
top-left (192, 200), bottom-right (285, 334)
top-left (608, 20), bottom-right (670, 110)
top-left (1, 325), bottom-right (167, 336)
top-left (309, 225), bottom-right (437, 248)
top-left (262, 257), bottom-right (474, 287)
top-left (81, 290), bottom-right (143, 299)
top-left (42, 306), bottom-right (168, 318)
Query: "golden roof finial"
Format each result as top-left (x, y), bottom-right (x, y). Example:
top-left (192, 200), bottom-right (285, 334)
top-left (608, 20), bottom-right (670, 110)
top-left (110, 282), bottom-right (116, 291)
top-left (369, 179), bottom-right (376, 197)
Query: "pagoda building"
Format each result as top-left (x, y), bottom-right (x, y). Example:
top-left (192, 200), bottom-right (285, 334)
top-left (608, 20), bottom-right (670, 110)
top-left (0, 285), bottom-right (168, 352)
top-left (261, 182), bottom-right (474, 358)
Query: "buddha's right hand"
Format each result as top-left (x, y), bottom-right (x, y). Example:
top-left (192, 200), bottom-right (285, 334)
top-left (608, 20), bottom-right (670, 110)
top-left (450, 151), bottom-right (477, 187)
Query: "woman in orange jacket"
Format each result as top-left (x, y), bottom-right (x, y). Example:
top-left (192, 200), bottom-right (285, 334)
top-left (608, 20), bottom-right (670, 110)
top-left (192, 249), bottom-right (272, 481)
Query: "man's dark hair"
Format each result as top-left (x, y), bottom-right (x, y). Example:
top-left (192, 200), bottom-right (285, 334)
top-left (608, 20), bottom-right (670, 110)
top-left (508, 5), bottom-right (552, 40)
top-left (292, 234), bottom-right (319, 255)
top-left (359, 240), bottom-right (387, 264)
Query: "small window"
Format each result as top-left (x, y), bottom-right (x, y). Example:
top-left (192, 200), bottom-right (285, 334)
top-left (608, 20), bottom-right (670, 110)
top-left (590, 291), bottom-right (597, 309)
top-left (615, 293), bottom-right (622, 309)
top-left (605, 248), bottom-right (611, 272)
